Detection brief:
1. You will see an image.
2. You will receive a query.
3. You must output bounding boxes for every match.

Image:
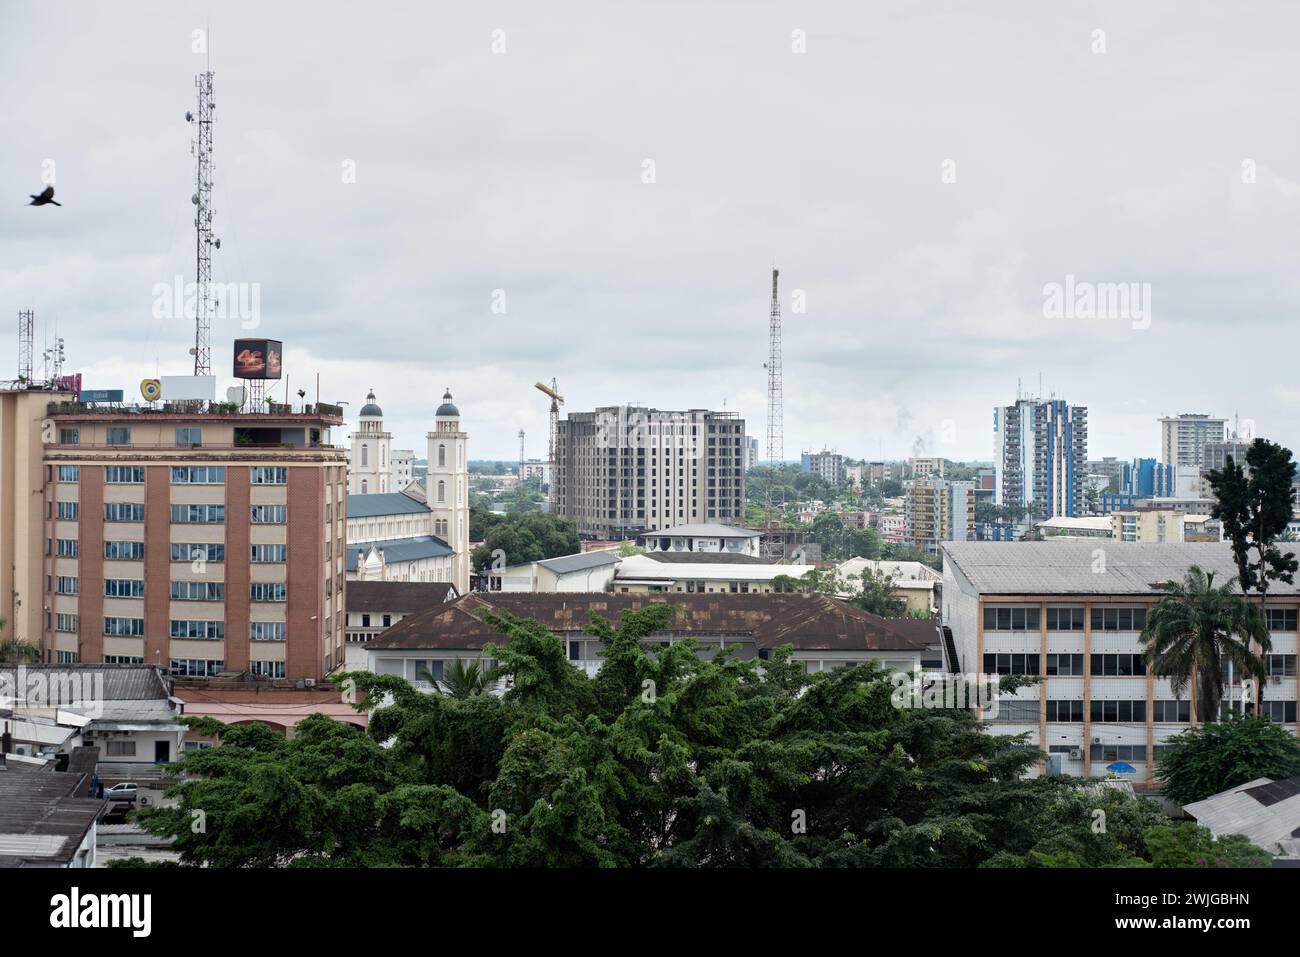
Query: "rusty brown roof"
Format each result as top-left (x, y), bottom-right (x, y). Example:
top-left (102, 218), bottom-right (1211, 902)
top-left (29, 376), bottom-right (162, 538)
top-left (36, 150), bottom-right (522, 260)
top-left (367, 592), bottom-right (936, 653)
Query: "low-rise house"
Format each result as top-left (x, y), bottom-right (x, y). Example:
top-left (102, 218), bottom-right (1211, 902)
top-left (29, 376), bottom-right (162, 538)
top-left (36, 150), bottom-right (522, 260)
top-left (491, 550), bottom-right (622, 593)
top-left (344, 580), bottom-right (459, 669)
top-left (365, 592), bottom-right (940, 685)
top-left (0, 748), bottom-right (106, 868)
top-left (834, 557), bottom-right (941, 615)
top-left (0, 664), bottom-right (186, 776)
top-left (613, 552), bottom-right (815, 594)
top-left (639, 523), bottom-right (762, 557)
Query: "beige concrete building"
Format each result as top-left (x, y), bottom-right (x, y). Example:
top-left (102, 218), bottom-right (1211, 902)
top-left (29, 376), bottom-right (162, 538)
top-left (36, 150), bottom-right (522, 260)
top-left (553, 405), bottom-right (746, 540)
top-left (905, 477), bottom-right (975, 553)
top-left (0, 386), bottom-right (347, 680)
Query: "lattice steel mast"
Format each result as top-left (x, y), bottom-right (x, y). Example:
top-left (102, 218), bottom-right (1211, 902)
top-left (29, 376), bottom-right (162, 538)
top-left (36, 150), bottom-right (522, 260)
top-left (762, 268), bottom-right (784, 556)
top-left (187, 69), bottom-right (217, 376)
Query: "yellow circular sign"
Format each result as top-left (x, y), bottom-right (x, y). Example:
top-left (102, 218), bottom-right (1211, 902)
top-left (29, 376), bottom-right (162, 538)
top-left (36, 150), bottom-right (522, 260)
top-left (140, 379), bottom-right (161, 401)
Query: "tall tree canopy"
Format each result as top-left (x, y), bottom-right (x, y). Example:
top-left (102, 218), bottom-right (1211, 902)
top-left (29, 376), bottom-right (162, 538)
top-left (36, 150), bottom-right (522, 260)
top-left (135, 604), bottom-right (1264, 868)
top-left (1207, 438), bottom-right (1298, 600)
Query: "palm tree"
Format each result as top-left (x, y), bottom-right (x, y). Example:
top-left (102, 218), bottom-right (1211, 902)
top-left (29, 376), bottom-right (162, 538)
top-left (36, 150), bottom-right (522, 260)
top-left (417, 657), bottom-right (497, 698)
top-left (1140, 566), bottom-right (1269, 723)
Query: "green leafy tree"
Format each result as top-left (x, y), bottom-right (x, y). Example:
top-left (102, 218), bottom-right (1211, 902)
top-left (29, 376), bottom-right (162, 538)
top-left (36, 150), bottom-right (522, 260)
top-left (1140, 566), bottom-right (1269, 722)
top-left (471, 512), bottom-right (580, 572)
top-left (1207, 439), bottom-right (1299, 603)
top-left (847, 567), bottom-right (906, 617)
top-left (1155, 714), bottom-right (1300, 804)
top-left (0, 631), bottom-right (41, 664)
top-left (1143, 821), bottom-right (1271, 868)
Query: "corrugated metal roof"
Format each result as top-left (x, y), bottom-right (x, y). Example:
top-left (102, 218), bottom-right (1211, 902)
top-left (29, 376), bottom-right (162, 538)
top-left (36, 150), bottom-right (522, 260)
top-left (345, 491), bottom-right (431, 518)
top-left (536, 551), bottom-right (622, 574)
top-left (346, 580), bottom-right (457, 613)
top-left (941, 541), bottom-right (1295, 595)
top-left (347, 535), bottom-right (454, 571)
top-left (1185, 775), bottom-right (1300, 855)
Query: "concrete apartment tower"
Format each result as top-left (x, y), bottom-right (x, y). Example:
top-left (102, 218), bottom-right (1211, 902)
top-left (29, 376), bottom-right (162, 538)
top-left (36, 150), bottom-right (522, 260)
top-left (349, 390), bottom-right (392, 494)
top-left (426, 389), bottom-right (469, 594)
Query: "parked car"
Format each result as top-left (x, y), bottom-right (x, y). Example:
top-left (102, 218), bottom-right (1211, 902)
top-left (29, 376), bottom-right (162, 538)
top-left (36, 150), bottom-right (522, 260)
top-left (104, 782), bottom-right (138, 803)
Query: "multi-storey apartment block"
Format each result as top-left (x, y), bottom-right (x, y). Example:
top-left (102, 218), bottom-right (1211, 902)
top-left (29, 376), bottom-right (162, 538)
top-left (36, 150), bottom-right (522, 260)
top-left (553, 406), bottom-right (746, 540)
top-left (993, 397), bottom-right (1088, 518)
top-left (1159, 413), bottom-right (1226, 469)
top-left (801, 449), bottom-right (847, 485)
top-left (905, 477), bottom-right (975, 553)
top-left (942, 541), bottom-right (1299, 788)
top-left (1, 386), bottom-right (347, 681)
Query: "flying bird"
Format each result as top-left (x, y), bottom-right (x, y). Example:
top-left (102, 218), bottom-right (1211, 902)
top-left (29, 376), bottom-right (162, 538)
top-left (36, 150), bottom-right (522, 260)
top-left (28, 186), bottom-right (61, 207)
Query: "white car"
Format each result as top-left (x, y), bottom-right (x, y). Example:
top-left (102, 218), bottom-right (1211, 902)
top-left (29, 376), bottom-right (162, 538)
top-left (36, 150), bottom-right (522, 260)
top-left (104, 782), bottom-right (138, 802)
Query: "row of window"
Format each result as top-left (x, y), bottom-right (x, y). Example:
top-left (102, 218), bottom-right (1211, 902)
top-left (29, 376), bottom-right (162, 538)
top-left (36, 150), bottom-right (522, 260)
top-left (55, 465), bottom-right (289, 485)
top-left (997, 699), bottom-right (1195, 723)
top-left (59, 617), bottom-right (288, 640)
top-left (982, 653), bottom-right (1148, 676)
top-left (50, 577), bottom-right (287, 602)
top-left (983, 606), bottom-right (1151, 632)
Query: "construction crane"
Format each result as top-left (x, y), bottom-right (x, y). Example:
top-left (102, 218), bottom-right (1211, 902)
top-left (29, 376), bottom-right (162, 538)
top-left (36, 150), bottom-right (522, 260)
top-left (534, 379), bottom-right (564, 502)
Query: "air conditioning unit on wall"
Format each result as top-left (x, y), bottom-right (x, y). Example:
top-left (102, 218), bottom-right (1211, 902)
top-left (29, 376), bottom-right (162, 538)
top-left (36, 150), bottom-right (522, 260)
top-left (1069, 748), bottom-right (1082, 760)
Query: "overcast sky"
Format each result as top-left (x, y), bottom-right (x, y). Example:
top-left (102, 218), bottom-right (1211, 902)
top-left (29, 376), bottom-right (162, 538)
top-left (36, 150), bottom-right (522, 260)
top-left (3, 1), bottom-right (1299, 463)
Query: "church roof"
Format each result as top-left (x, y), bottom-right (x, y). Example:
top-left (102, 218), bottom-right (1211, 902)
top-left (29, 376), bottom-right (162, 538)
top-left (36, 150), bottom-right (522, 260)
top-left (346, 491), bottom-right (431, 519)
top-left (359, 389), bottom-right (383, 417)
top-left (346, 535), bottom-right (455, 572)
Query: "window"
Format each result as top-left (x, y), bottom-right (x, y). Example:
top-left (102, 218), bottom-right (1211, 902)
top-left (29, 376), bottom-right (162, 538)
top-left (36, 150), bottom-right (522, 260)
top-left (1045, 606), bottom-right (1085, 631)
top-left (250, 466), bottom-right (287, 484)
top-left (171, 581), bottom-right (224, 601)
top-left (170, 503), bottom-right (225, 524)
top-left (1266, 607), bottom-right (1298, 631)
top-left (250, 582), bottom-right (287, 602)
top-left (55, 576), bottom-right (79, 595)
top-left (104, 617), bottom-right (145, 637)
top-left (1152, 700), bottom-right (1191, 722)
top-left (57, 465), bottom-right (80, 482)
top-left (170, 619), bottom-right (224, 639)
top-left (361, 444), bottom-right (368, 467)
top-left (55, 613), bottom-right (79, 633)
top-left (1089, 699), bottom-right (1147, 722)
top-left (104, 579), bottom-right (145, 598)
top-left (104, 541), bottom-right (145, 560)
top-left (250, 661), bottom-right (286, 678)
top-left (1265, 654), bottom-right (1297, 677)
top-left (59, 427), bottom-right (79, 445)
top-left (361, 479), bottom-right (367, 493)
top-left (105, 466), bottom-right (145, 483)
top-left (105, 740), bottom-right (136, 757)
top-left (1045, 699), bottom-right (1085, 722)
top-left (171, 543), bottom-right (225, 562)
top-left (56, 501), bottom-right (79, 520)
top-left (1090, 606), bottom-right (1148, 631)
top-left (1090, 653), bottom-right (1147, 676)
top-left (251, 544), bottom-right (287, 563)
top-left (438, 445), bottom-right (446, 467)
top-left (175, 427), bottom-right (202, 447)
top-left (56, 539), bottom-right (79, 557)
top-left (1262, 700), bottom-right (1298, 723)
top-left (104, 502), bottom-right (145, 522)
top-left (1090, 743), bottom-right (1148, 763)
top-left (251, 622), bottom-right (287, 642)
top-left (250, 505), bottom-right (287, 524)
top-left (106, 427), bottom-right (131, 446)
top-left (1045, 653), bottom-right (1084, 676)
top-left (414, 660), bottom-right (444, 683)
top-left (982, 606), bottom-right (1041, 631)
top-left (437, 480), bottom-right (446, 503)
top-left (171, 466), bottom-right (225, 484)
top-left (170, 658), bottom-right (224, 677)
top-left (56, 651), bottom-right (80, 664)
top-left (989, 699), bottom-right (1040, 722)
top-left (103, 655), bottom-right (145, 665)
top-left (982, 653), bottom-right (1040, 676)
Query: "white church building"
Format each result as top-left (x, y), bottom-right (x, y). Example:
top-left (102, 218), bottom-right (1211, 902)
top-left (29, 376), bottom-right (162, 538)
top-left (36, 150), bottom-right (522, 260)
top-left (346, 388), bottom-right (471, 594)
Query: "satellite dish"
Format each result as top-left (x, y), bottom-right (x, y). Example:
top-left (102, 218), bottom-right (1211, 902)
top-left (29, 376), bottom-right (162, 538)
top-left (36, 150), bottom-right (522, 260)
top-left (185, 111), bottom-right (194, 122)
top-left (191, 194), bottom-right (199, 205)
top-left (227, 386), bottom-right (246, 405)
